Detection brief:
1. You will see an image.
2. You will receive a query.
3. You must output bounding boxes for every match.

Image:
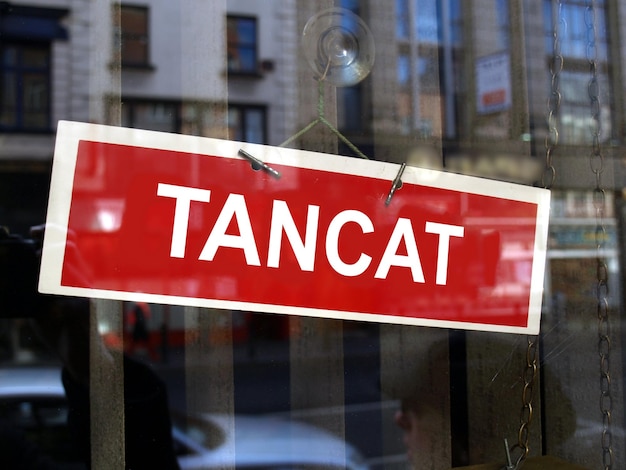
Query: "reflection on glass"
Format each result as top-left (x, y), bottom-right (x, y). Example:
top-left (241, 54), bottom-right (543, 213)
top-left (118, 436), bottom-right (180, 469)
top-left (2, 1), bottom-right (626, 469)
top-left (227, 16), bottom-right (258, 74)
top-left (0, 44), bottom-right (50, 131)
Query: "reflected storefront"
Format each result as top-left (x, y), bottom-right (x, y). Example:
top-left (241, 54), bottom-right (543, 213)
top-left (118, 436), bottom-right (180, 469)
top-left (1, 1), bottom-right (626, 469)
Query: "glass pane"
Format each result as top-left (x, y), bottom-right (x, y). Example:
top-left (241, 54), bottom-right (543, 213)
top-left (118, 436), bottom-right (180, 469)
top-left (417, 53), bottom-right (439, 93)
top-left (228, 107), bottom-right (242, 141)
top-left (121, 6), bottom-right (148, 64)
top-left (396, 0), bottom-right (410, 39)
top-left (22, 48), bottom-right (48, 68)
top-left (236, 48), bottom-right (257, 72)
top-left (122, 39), bottom-right (148, 65)
top-left (0, 72), bottom-right (16, 126)
top-left (338, 85), bottom-right (362, 132)
top-left (122, 7), bottom-right (148, 36)
top-left (554, 2), bottom-right (608, 60)
top-left (450, 0), bottom-right (464, 45)
top-left (235, 19), bottom-right (256, 45)
top-left (132, 103), bottom-right (177, 132)
top-left (397, 53), bottom-right (410, 86)
top-left (416, 0), bottom-right (440, 43)
top-left (22, 74), bottom-right (48, 111)
top-left (228, 17), bottom-right (257, 72)
top-left (244, 108), bottom-right (265, 143)
top-left (1, 46), bottom-right (17, 66)
top-left (0, 44), bottom-right (50, 130)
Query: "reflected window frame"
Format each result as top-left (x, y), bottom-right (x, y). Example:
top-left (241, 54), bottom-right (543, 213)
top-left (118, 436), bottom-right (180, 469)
top-left (121, 99), bottom-right (181, 133)
top-left (544, 0), bottom-right (613, 145)
top-left (227, 103), bottom-right (267, 144)
top-left (0, 42), bottom-right (51, 133)
top-left (226, 15), bottom-right (259, 76)
top-left (117, 4), bottom-right (152, 69)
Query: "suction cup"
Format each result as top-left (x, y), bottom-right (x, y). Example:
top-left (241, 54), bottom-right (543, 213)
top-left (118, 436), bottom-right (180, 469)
top-left (302, 7), bottom-right (375, 87)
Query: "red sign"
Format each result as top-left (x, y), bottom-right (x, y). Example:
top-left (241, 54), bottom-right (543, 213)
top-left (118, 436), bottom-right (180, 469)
top-left (482, 89), bottom-right (506, 107)
top-left (40, 121), bottom-right (550, 334)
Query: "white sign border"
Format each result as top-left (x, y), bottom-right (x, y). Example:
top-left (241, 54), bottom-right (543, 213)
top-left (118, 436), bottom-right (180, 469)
top-left (40, 121), bottom-right (551, 335)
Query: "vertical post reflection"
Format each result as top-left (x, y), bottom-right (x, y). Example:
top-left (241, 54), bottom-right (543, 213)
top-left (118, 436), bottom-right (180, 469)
top-left (90, 299), bottom-right (125, 469)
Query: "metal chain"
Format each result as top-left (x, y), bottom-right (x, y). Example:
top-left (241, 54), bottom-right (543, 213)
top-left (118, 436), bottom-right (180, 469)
top-left (586, 3), bottom-right (603, 183)
top-left (504, 4), bottom-right (563, 469)
top-left (508, 338), bottom-right (539, 469)
top-left (586, 1), bottom-right (613, 468)
top-left (543, 0), bottom-right (563, 189)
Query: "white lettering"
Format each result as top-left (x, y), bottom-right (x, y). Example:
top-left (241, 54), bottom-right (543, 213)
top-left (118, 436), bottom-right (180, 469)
top-left (157, 183), bottom-right (212, 258)
top-left (425, 221), bottom-right (465, 285)
top-left (374, 218), bottom-right (425, 282)
top-left (199, 193), bottom-right (261, 266)
top-left (326, 210), bottom-right (373, 277)
top-left (157, 183), bottom-right (466, 286)
top-left (267, 200), bottom-right (319, 271)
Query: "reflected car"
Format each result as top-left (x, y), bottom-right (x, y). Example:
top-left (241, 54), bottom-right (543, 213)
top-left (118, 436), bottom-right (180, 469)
top-left (172, 411), bottom-right (370, 470)
top-left (0, 367), bottom-right (369, 470)
top-left (0, 366), bottom-right (85, 469)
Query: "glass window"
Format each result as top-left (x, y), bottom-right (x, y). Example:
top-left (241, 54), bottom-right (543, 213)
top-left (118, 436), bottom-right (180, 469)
top-left (396, 0), bottom-right (410, 39)
top-left (544, 0), bottom-right (611, 144)
top-left (337, 84), bottom-right (363, 132)
top-left (122, 100), bottom-right (179, 132)
top-left (228, 104), bottom-right (266, 144)
top-left (416, 0), bottom-right (440, 43)
top-left (0, 43), bottom-right (50, 132)
top-left (118, 5), bottom-right (150, 67)
top-left (227, 16), bottom-right (258, 74)
top-left (394, 0), bottom-right (464, 138)
top-left (496, 0), bottom-right (510, 48)
top-left (412, 0), bottom-right (463, 46)
top-left (397, 52), bottom-right (410, 86)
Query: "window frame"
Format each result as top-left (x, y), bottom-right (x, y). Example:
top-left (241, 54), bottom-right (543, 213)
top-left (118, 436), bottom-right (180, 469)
top-left (117, 4), bottom-right (153, 69)
top-left (544, 0), bottom-right (613, 145)
top-left (0, 41), bottom-right (52, 133)
top-left (226, 15), bottom-right (260, 76)
top-left (227, 103), bottom-right (268, 144)
top-left (121, 98), bottom-right (181, 133)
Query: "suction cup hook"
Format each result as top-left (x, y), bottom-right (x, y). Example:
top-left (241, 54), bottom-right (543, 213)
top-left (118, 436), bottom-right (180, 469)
top-left (302, 7), bottom-right (375, 87)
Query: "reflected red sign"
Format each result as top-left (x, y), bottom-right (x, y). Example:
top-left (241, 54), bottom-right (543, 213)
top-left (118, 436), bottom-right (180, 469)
top-left (40, 121), bottom-right (550, 334)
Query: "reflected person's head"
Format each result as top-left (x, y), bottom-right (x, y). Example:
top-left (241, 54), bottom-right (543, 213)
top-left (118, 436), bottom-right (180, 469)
top-left (383, 337), bottom-right (451, 469)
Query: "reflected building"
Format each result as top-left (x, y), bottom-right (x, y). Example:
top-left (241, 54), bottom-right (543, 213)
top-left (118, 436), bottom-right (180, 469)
top-left (0, 1), bottom-right (622, 201)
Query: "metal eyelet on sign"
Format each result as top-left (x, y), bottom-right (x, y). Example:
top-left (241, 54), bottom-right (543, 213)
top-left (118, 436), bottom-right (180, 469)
top-left (385, 162), bottom-right (406, 206)
top-left (238, 149), bottom-right (281, 179)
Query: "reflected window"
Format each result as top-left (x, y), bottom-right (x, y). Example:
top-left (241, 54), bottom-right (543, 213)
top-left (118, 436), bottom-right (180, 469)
top-left (337, 84), bottom-right (363, 133)
top-left (228, 104), bottom-right (266, 144)
top-left (417, 53), bottom-right (440, 94)
top-left (227, 16), bottom-right (258, 74)
top-left (395, 0), bottom-right (464, 137)
top-left (0, 43), bottom-right (50, 132)
top-left (337, 0), bottom-right (365, 134)
top-left (122, 100), bottom-right (179, 132)
top-left (416, 0), bottom-right (440, 43)
top-left (397, 52), bottom-right (412, 134)
top-left (559, 69), bottom-right (611, 144)
top-left (413, 0), bottom-right (462, 45)
top-left (118, 5), bottom-right (151, 68)
top-left (396, 0), bottom-right (410, 39)
top-left (397, 53), bottom-right (410, 86)
top-left (496, 0), bottom-right (510, 48)
top-left (544, 0), bottom-right (611, 144)
top-left (544, 0), bottom-right (607, 59)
